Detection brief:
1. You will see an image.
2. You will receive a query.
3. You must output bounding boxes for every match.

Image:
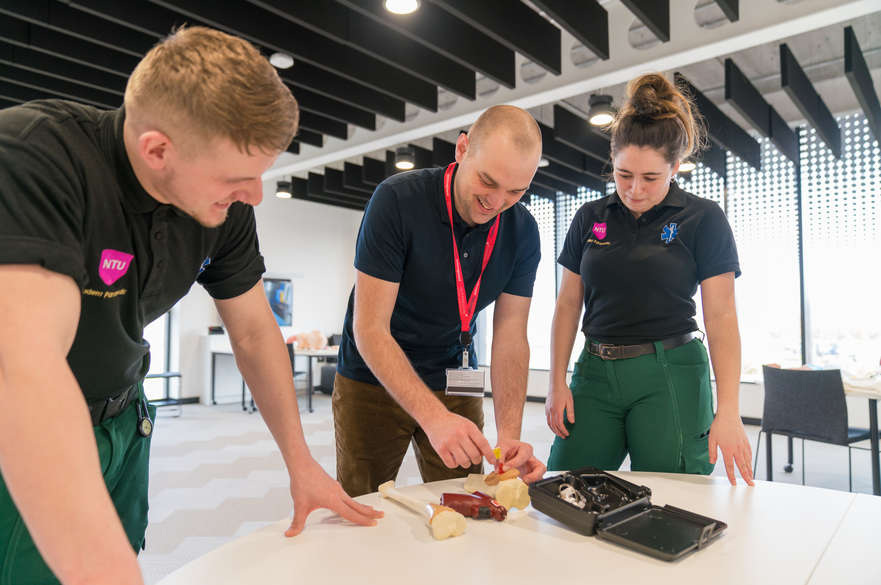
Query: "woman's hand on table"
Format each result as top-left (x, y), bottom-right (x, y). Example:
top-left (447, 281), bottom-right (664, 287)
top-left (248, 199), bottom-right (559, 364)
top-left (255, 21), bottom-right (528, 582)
top-left (285, 458), bottom-right (384, 537)
top-left (708, 412), bottom-right (755, 486)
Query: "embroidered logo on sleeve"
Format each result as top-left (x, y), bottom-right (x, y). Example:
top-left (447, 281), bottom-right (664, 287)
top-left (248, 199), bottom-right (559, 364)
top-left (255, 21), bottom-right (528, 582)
top-left (661, 223), bottom-right (679, 245)
top-left (591, 222), bottom-right (607, 240)
top-left (98, 249), bottom-right (134, 285)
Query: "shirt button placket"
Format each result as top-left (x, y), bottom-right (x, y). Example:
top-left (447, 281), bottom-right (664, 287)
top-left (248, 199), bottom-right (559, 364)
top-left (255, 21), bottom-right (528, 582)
top-left (147, 210), bottom-right (168, 296)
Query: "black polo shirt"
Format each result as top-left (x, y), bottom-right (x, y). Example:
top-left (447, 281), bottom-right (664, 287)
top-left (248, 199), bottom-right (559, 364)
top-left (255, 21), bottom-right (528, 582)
top-left (337, 166), bottom-right (541, 391)
top-left (558, 181), bottom-right (740, 344)
top-left (0, 100), bottom-right (265, 402)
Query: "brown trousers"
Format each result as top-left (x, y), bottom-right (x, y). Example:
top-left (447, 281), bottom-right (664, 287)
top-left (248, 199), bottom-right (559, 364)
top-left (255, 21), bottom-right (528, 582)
top-left (332, 373), bottom-right (485, 497)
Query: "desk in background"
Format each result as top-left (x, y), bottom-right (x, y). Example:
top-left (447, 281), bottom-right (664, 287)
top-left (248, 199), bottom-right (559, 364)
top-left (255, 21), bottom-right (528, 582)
top-left (207, 335), bottom-right (338, 413)
top-left (293, 347), bottom-right (338, 413)
top-left (842, 377), bottom-right (880, 495)
top-left (157, 472), bottom-right (878, 585)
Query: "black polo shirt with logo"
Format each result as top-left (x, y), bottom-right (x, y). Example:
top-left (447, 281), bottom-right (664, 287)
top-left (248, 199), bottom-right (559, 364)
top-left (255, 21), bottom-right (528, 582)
top-left (0, 100), bottom-right (265, 402)
top-left (337, 166), bottom-right (541, 391)
top-left (558, 181), bottom-right (740, 344)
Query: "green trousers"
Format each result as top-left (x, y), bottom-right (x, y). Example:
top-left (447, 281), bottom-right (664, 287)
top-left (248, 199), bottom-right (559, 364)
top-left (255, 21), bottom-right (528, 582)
top-left (548, 338), bottom-right (715, 475)
top-left (0, 389), bottom-right (155, 585)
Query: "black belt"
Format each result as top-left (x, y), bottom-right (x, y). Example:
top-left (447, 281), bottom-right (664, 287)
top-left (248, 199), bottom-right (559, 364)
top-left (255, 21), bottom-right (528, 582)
top-left (588, 332), bottom-right (701, 361)
top-left (87, 385), bottom-right (141, 426)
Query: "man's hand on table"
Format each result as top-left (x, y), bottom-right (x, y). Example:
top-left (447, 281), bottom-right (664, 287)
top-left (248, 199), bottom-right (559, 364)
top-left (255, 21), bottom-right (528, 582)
top-left (496, 437), bottom-right (546, 483)
top-left (285, 458), bottom-right (384, 537)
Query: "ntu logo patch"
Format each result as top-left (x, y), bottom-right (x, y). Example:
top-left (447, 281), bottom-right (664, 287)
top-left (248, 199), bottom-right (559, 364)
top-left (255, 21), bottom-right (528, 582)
top-left (98, 249), bottom-right (134, 285)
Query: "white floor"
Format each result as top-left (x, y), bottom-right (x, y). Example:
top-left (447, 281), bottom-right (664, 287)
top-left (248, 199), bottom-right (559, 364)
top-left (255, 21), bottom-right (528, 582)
top-left (139, 392), bottom-right (877, 584)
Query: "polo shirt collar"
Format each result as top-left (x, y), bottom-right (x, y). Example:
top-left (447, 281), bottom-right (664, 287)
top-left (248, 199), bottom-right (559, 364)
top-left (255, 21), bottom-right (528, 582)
top-left (102, 107), bottom-right (162, 214)
top-left (437, 164), bottom-right (494, 233)
top-left (606, 179), bottom-right (688, 210)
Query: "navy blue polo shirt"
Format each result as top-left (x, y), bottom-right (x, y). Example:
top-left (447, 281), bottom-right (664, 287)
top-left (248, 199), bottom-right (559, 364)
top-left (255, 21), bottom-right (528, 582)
top-left (337, 166), bottom-right (541, 391)
top-left (558, 181), bottom-right (740, 344)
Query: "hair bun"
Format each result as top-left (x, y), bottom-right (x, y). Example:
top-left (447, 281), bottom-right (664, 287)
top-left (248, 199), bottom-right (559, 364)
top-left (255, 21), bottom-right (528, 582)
top-left (627, 74), bottom-right (678, 120)
top-left (609, 72), bottom-right (705, 164)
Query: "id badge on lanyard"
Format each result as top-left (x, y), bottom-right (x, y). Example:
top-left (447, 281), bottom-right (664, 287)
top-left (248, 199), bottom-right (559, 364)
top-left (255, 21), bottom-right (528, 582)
top-left (441, 162), bottom-right (500, 398)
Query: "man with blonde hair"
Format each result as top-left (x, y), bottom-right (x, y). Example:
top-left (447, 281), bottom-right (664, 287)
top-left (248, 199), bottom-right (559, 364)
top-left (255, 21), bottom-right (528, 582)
top-left (0, 26), bottom-right (381, 585)
top-left (334, 105), bottom-right (547, 497)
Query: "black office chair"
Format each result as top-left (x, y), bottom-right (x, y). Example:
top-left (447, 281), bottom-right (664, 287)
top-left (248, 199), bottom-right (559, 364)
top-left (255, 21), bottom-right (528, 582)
top-left (314, 365), bottom-right (336, 395)
top-left (310, 333), bottom-right (341, 395)
top-left (755, 365), bottom-right (870, 491)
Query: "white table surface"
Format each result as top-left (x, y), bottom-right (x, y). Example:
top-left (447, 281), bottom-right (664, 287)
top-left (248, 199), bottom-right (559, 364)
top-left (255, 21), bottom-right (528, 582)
top-left (155, 471), bottom-right (876, 585)
top-left (808, 493), bottom-right (881, 585)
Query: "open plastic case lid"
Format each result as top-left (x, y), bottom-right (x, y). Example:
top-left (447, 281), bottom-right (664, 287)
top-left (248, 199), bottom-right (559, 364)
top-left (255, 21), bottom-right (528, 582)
top-left (595, 501), bottom-right (727, 562)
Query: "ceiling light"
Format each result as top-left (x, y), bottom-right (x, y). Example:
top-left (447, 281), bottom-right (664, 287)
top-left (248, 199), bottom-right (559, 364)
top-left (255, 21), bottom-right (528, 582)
top-left (679, 160), bottom-right (697, 173)
top-left (385, 0), bottom-right (420, 15)
top-left (588, 94), bottom-right (615, 126)
top-left (395, 146), bottom-right (415, 170)
top-left (275, 180), bottom-right (292, 198)
top-left (538, 157), bottom-right (550, 168)
top-left (269, 52), bottom-right (294, 69)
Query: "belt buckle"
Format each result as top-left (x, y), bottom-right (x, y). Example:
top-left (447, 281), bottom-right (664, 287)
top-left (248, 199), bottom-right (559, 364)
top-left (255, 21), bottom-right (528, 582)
top-left (598, 343), bottom-right (619, 360)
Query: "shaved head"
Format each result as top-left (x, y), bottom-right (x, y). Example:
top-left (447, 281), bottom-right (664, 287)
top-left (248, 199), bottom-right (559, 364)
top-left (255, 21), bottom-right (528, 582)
top-left (466, 105), bottom-right (542, 156)
top-left (452, 105), bottom-right (542, 226)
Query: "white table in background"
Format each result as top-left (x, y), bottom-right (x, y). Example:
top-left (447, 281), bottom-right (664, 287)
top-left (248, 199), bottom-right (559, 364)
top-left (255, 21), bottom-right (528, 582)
top-left (294, 347), bottom-right (338, 412)
top-left (842, 375), bottom-right (881, 495)
top-left (156, 471), bottom-right (877, 585)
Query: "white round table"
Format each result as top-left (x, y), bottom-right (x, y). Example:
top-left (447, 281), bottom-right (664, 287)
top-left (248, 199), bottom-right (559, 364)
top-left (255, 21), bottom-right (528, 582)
top-left (155, 472), bottom-right (880, 585)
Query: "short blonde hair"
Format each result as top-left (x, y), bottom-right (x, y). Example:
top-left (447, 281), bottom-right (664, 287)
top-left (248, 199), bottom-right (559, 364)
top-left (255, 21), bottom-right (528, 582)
top-left (124, 26), bottom-right (298, 154)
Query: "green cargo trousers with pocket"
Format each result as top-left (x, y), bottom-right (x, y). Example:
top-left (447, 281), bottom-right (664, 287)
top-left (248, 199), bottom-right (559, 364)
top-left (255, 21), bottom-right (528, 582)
top-left (548, 338), bottom-right (716, 475)
top-left (0, 386), bottom-right (155, 585)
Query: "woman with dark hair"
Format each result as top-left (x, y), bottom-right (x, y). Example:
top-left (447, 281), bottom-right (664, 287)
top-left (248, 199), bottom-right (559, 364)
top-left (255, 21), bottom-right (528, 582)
top-left (545, 73), bottom-right (754, 485)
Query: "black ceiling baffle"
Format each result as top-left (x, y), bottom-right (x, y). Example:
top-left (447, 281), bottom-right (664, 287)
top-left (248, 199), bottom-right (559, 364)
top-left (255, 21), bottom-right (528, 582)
top-left (780, 43), bottom-right (841, 159)
top-left (431, 0), bottom-right (561, 76)
top-left (343, 163), bottom-right (375, 194)
top-left (620, 0), bottom-right (670, 43)
top-left (844, 26), bottom-right (881, 145)
top-left (152, 0), bottom-right (438, 112)
top-left (553, 105), bottom-right (611, 164)
top-left (531, 0), bottom-right (609, 61)
top-left (675, 73), bottom-right (761, 171)
top-left (338, 0), bottom-right (515, 89)
top-left (361, 157), bottom-right (388, 187)
top-left (432, 138), bottom-right (457, 168)
top-left (725, 58), bottom-right (799, 165)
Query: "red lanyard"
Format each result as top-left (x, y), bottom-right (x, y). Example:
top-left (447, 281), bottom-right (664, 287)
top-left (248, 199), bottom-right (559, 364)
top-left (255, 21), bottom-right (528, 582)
top-left (443, 162), bottom-right (500, 341)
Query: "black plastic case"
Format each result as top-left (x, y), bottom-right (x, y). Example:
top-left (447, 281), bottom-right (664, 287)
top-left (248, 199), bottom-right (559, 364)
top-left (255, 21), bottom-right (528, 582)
top-left (529, 467), bottom-right (727, 561)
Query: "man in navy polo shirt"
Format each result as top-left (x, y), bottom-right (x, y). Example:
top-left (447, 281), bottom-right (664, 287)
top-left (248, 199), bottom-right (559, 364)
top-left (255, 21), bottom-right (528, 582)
top-left (334, 106), bottom-right (547, 497)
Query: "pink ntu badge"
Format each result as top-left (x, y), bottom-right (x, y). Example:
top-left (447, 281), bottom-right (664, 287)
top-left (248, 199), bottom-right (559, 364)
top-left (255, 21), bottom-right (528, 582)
top-left (591, 222), bottom-right (607, 240)
top-left (98, 249), bottom-right (134, 286)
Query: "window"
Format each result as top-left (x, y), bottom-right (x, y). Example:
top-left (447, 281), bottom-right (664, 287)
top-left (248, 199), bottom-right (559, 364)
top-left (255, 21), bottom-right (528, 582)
top-left (554, 186), bottom-right (607, 370)
top-left (477, 113), bottom-right (880, 381)
top-left (677, 162), bottom-right (728, 363)
top-left (142, 310), bottom-right (178, 401)
top-left (481, 196), bottom-right (557, 369)
top-left (803, 113), bottom-right (881, 371)
top-left (726, 139), bottom-right (802, 380)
